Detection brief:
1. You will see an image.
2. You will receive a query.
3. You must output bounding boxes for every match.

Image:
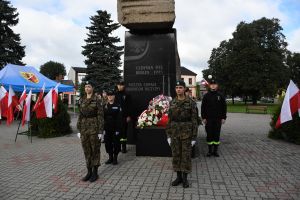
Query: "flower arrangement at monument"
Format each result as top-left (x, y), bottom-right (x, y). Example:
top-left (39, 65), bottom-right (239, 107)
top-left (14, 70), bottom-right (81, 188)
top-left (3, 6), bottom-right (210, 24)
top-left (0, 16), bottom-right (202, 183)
top-left (137, 95), bottom-right (171, 128)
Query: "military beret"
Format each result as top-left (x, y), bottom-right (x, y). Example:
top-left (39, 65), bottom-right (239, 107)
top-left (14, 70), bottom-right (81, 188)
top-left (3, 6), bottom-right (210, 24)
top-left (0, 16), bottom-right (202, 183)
top-left (176, 80), bottom-right (186, 87)
top-left (106, 88), bottom-right (116, 95)
top-left (85, 80), bottom-right (96, 87)
top-left (117, 80), bottom-right (125, 85)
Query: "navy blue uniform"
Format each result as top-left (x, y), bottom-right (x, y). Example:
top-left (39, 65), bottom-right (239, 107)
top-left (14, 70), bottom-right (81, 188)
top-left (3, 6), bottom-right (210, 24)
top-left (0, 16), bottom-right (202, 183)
top-left (104, 102), bottom-right (122, 155)
top-left (201, 90), bottom-right (227, 146)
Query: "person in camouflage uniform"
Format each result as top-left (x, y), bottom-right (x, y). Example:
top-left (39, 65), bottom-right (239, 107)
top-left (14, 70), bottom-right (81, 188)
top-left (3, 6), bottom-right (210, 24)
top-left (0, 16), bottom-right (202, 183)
top-left (77, 81), bottom-right (104, 182)
top-left (166, 80), bottom-right (199, 188)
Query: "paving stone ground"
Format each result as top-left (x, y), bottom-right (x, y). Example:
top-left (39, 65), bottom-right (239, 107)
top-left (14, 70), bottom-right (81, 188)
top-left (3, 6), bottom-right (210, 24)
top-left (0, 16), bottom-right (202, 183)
top-left (0, 112), bottom-right (299, 200)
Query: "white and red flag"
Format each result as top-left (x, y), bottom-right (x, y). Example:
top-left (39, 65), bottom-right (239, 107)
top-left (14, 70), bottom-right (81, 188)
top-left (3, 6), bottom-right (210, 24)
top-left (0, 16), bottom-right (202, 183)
top-left (0, 86), bottom-right (8, 119)
top-left (52, 83), bottom-right (59, 113)
top-left (35, 88), bottom-right (53, 119)
top-left (276, 80), bottom-right (300, 128)
top-left (33, 83), bottom-right (45, 112)
top-left (7, 85), bottom-right (18, 125)
top-left (22, 89), bottom-right (32, 126)
top-left (15, 86), bottom-right (26, 112)
top-left (201, 79), bottom-right (209, 86)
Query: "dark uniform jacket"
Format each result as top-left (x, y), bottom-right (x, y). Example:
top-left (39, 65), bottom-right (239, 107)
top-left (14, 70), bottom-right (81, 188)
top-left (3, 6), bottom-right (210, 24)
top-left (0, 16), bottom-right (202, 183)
top-left (103, 102), bottom-right (122, 132)
top-left (115, 91), bottom-right (132, 118)
top-left (201, 90), bottom-right (227, 120)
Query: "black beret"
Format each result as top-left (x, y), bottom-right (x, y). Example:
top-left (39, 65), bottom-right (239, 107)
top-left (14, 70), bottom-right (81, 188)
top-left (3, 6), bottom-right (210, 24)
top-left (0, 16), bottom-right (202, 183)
top-left (106, 89), bottom-right (115, 95)
top-left (117, 80), bottom-right (125, 85)
top-left (85, 80), bottom-right (96, 87)
top-left (176, 80), bottom-right (186, 87)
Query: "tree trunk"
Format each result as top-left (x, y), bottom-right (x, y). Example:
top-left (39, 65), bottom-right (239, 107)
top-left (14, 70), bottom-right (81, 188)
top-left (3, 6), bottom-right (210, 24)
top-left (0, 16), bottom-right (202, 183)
top-left (231, 95), bottom-right (235, 104)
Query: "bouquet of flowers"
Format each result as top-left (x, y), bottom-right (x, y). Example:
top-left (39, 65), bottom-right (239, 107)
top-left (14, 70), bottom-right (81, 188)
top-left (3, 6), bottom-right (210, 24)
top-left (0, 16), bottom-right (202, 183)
top-left (137, 95), bottom-right (171, 128)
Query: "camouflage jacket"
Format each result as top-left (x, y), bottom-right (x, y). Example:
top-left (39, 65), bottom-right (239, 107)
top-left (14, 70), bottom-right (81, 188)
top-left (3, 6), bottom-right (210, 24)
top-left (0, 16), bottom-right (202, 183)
top-left (166, 96), bottom-right (198, 140)
top-left (77, 95), bottom-right (104, 134)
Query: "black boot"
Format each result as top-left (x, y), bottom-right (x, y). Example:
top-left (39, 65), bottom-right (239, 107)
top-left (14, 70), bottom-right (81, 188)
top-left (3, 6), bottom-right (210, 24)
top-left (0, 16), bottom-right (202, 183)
top-left (105, 154), bottom-right (113, 164)
top-left (81, 167), bottom-right (92, 181)
top-left (89, 166), bottom-right (99, 182)
top-left (182, 173), bottom-right (189, 188)
top-left (121, 143), bottom-right (127, 153)
top-left (171, 171), bottom-right (182, 186)
top-left (206, 145), bottom-right (213, 157)
top-left (213, 145), bottom-right (220, 157)
top-left (113, 154), bottom-right (118, 165)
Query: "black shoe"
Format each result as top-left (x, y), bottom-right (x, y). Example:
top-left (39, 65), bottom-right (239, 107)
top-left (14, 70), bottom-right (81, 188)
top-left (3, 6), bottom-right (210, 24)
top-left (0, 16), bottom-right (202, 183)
top-left (182, 173), bottom-right (189, 188)
top-left (112, 154), bottom-right (118, 165)
top-left (81, 168), bottom-right (92, 181)
top-left (89, 166), bottom-right (99, 182)
top-left (121, 144), bottom-right (127, 153)
top-left (171, 171), bottom-right (182, 186)
top-left (206, 145), bottom-right (213, 157)
top-left (105, 154), bottom-right (113, 164)
top-left (213, 145), bottom-right (220, 157)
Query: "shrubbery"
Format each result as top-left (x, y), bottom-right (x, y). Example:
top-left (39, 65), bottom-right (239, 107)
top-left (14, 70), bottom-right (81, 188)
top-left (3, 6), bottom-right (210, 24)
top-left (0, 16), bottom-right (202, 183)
top-left (269, 101), bottom-right (300, 144)
top-left (31, 98), bottom-right (72, 138)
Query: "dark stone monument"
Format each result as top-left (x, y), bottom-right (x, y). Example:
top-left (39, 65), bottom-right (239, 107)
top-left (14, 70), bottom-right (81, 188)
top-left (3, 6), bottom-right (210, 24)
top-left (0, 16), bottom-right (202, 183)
top-left (118, 0), bottom-right (184, 157)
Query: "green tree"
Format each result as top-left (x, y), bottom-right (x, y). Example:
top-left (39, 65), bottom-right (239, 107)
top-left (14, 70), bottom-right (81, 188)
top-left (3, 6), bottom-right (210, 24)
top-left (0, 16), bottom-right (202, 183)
top-left (0, 0), bottom-right (25, 68)
top-left (287, 52), bottom-right (300, 86)
top-left (204, 17), bottom-right (289, 104)
top-left (40, 61), bottom-right (66, 80)
top-left (82, 10), bottom-right (123, 93)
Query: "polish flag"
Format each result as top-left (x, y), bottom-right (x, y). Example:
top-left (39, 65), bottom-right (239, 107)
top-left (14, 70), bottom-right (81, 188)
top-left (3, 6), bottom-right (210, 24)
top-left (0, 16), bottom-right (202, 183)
top-left (33, 83), bottom-right (45, 112)
top-left (201, 79), bottom-right (209, 86)
top-left (0, 86), bottom-right (8, 119)
top-left (35, 88), bottom-right (53, 119)
top-left (7, 85), bottom-right (18, 125)
top-left (276, 80), bottom-right (300, 128)
top-left (16, 86), bottom-right (27, 111)
top-left (22, 89), bottom-right (32, 126)
top-left (52, 83), bottom-right (59, 113)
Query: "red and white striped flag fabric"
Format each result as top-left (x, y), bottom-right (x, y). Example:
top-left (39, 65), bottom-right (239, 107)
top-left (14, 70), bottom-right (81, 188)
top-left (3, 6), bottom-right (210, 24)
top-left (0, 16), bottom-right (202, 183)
top-left (276, 80), bottom-right (300, 128)
top-left (7, 85), bottom-right (18, 125)
top-left (201, 79), bottom-right (209, 86)
top-left (35, 88), bottom-right (53, 119)
top-left (0, 86), bottom-right (8, 120)
top-left (33, 83), bottom-right (45, 112)
top-left (52, 83), bottom-right (59, 113)
top-left (22, 89), bottom-right (32, 126)
top-left (15, 86), bottom-right (27, 112)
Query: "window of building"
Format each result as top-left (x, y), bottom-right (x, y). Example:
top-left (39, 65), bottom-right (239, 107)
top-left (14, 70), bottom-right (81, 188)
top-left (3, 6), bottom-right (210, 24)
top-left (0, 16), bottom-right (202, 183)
top-left (189, 78), bottom-right (192, 85)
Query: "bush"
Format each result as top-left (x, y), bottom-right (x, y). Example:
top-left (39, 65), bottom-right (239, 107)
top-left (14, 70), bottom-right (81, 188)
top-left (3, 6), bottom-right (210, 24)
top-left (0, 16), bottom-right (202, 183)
top-left (35, 98), bottom-right (72, 138)
top-left (269, 101), bottom-right (300, 144)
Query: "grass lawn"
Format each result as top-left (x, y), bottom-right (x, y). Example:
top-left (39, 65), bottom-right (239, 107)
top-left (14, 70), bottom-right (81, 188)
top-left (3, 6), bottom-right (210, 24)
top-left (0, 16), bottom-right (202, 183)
top-left (227, 103), bottom-right (279, 114)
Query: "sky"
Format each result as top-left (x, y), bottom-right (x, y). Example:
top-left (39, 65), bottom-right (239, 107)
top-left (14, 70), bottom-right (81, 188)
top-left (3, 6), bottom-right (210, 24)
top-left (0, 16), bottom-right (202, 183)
top-left (10, 0), bottom-right (300, 81)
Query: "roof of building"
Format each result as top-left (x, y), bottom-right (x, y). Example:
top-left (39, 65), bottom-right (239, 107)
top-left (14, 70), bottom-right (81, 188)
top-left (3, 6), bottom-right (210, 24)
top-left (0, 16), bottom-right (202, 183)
top-left (181, 66), bottom-right (197, 76)
top-left (60, 80), bottom-right (75, 86)
top-left (72, 67), bottom-right (86, 73)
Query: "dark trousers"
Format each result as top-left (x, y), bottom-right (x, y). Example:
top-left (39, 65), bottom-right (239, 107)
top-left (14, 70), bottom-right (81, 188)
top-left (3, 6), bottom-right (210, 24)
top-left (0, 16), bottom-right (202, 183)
top-left (205, 119), bottom-right (222, 145)
top-left (104, 130), bottom-right (121, 155)
top-left (120, 117), bottom-right (128, 144)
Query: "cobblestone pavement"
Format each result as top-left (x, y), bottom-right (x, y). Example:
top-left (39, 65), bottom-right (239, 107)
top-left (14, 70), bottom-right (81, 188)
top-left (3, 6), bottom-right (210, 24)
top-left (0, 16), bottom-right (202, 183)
top-left (0, 113), bottom-right (299, 200)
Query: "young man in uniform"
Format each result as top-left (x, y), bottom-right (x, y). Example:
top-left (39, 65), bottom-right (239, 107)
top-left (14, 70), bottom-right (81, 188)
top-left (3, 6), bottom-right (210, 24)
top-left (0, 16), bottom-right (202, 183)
top-left (115, 81), bottom-right (132, 153)
top-left (201, 77), bottom-right (227, 157)
top-left (166, 80), bottom-right (199, 188)
top-left (103, 89), bottom-right (122, 165)
top-left (77, 81), bottom-right (104, 182)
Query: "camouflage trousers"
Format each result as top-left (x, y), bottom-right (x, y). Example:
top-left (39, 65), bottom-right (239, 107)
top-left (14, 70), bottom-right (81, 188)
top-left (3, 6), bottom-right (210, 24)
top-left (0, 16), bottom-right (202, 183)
top-left (81, 134), bottom-right (101, 168)
top-left (170, 137), bottom-right (192, 173)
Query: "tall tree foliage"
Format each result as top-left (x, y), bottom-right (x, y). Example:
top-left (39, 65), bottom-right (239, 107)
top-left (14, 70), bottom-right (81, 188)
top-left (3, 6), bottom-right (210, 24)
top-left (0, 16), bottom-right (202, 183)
top-left (205, 17), bottom-right (289, 104)
top-left (0, 0), bottom-right (25, 68)
top-left (40, 61), bottom-right (66, 80)
top-left (82, 10), bottom-right (123, 93)
top-left (287, 52), bottom-right (300, 86)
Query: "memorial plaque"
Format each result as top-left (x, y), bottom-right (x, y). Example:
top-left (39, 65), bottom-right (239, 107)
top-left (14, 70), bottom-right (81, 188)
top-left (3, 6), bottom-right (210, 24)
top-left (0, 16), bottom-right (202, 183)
top-left (124, 30), bottom-right (178, 118)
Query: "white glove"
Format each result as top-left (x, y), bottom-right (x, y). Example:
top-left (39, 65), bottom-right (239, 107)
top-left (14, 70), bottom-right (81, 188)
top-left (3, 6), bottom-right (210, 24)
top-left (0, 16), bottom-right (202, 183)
top-left (77, 132), bottom-right (81, 138)
top-left (221, 119), bottom-right (226, 124)
top-left (167, 138), bottom-right (171, 146)
top-left (103, 130), bottom-right (106, 135)
top-left (115, 132), bottom-right (119, 136)
top-left (98, 134), bottom-right (103, 140)
top-left (191, 140), bottom-right (196, 146)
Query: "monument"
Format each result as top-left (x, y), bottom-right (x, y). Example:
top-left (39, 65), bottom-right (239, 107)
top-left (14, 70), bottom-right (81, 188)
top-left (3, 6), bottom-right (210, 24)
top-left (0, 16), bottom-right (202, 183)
top-left (118, 0), bottom-right (181, 156)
